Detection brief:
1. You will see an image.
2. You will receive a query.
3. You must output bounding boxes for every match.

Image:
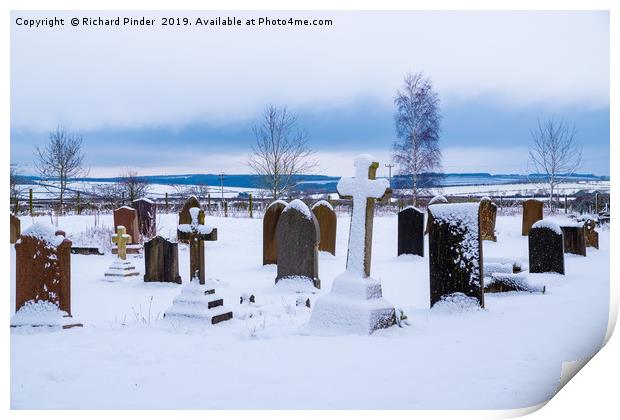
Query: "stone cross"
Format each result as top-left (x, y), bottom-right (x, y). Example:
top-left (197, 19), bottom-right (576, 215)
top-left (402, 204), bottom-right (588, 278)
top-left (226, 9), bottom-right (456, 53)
top-left (177, 207), bottom-right (217, 284)
top-left (112, 225), bottom-right (132, 260)
top-left (337, 155), bottom-right (391, 277)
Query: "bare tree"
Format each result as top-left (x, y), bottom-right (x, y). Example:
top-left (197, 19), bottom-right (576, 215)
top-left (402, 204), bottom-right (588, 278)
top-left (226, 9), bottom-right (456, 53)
top-left (392, 72), bottom-right (442, 206)
top-left (34, 126), bottom-right (88, 211)
top-left (528, 118), bottom-right (582, 212)
top-left (117, 169), bottom-right (151, 203)
top-left (248, 105), bottom-right (317, 199)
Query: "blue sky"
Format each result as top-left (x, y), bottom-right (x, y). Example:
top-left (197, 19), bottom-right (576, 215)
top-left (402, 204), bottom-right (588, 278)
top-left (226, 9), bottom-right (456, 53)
top-left (10, 11), bottom-right (609, 177)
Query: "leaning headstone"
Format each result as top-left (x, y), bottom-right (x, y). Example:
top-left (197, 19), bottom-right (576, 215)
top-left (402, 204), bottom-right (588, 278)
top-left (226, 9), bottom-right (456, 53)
top-left (479, 197), bottom-right (497, 241)
top-left (132, 197), bottom-right (157, 241)
top-left (143, 236), bottom-right (181, 284)
top-left (10, 213), bottom-right (20, 244)
top-left (425, 195), bottom-right (448, 234)
top-left (397, 206), bottom-right (424, 257)
top-left (428, 203), bottom-right (484, 308)
top-left (529, 220), bottom-right (565, 274)
top-left (275, 199), bottom-right (321, 290)
top-left (262, 200), bottom-right (287, 265)
top-left (560, 223), bottom-right (587, 256)
top-left (11, 223), bottom-right (81, 329)
top-left (114, 206), bottom-right (140, 244)
top-left (521, 199), bottom-right (543, 236)
top-left (583, 219), bottom-right (599, 249)
top-left (308, 154), bottom-right (396, 334)
top-left (311, 200), bottom-right (337, 256)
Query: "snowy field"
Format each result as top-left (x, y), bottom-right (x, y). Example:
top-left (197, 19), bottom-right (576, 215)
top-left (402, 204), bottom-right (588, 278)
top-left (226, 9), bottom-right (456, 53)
top-left (10, 212), bottom-right (609, 409)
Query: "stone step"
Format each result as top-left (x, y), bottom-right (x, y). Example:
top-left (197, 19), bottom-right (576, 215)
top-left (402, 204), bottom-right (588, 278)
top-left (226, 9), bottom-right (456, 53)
top-left (164, 304), bottom-right (232, 325)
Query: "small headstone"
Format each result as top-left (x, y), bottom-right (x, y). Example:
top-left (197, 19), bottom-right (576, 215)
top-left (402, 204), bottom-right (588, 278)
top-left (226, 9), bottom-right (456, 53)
top-left (560, 224), bottom-right (587, 256)
top-left (583, 219), bottom-right (599, 249)
top-left (529, 220), bottom-right (565, 274)
top-left (132, 197), bottom-right (157, 241)
top-left (275, 200), bottom-right (321, 290)
top-left (114, 206), bottom-right (140, 244)
top-left (11, 224), bottom-right (81, 329)
top-left (425, 195), bottom-right (448, 234)
top-left (263, 200), bottom-right (287, 265)
top-left (428, 203), bottom-right (484, 308)
top-left (522, 199), bottom-right (543, 236)
top-left (10, 214), bottom-right (20, 244)
top-left (397, 206), bottom-right (424, 257)
top-left (143, 236), bottom-right (181, 284)
top-left (479, 197), bottom-right (497, 241)
top-left (311, 200), bottom-right (337, 255)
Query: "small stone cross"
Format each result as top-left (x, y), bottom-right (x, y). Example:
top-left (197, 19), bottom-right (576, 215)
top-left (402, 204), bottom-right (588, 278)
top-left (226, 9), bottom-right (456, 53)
top-left (112, 225), bottom-right (132, 260)
top-left (337, 155), bottom-right (391, 277)
top-left (177, 207), bottom-right (218, 284)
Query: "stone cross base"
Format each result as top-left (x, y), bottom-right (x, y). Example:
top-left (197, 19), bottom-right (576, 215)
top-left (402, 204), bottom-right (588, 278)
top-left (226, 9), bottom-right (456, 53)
top-left (307, 272), bottom-right (396, 334)
top-left (164, 280), bottom-right (233, 325)
top-left (104, 259), bottom-right (140, 279)
top-left (112, 244), bottom-right (143, 255)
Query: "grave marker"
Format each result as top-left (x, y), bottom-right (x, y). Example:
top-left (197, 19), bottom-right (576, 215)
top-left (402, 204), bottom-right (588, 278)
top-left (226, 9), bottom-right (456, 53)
top-left (177, 207), bottom-right (217, 284)
top-left (114, 206), bottom-right (140, 245)
top-left (529, 220), bottom-right (565, 274)
top-left (560, 224), bottom-right (587, 256)
top-left (143, 236), bottom-right (181, 284)
top-left (262, 200), bottom-right (286, 265)
top-left (311, 200), bottom-right (337, 256)
top-left (522, 199), bottom-right (543, 236)
top-left (479, 197), bottom-right (497, 241)
top-left (132, 197), bottom-right (157, 241)
top-left (10, 213), bottom-right (20, 244)
top-left (397, 206), bottom-right (424, 257)
top-left (104, 226), bottom-right (140, 279)
top-left (583, 219), bottom-right (599, 249)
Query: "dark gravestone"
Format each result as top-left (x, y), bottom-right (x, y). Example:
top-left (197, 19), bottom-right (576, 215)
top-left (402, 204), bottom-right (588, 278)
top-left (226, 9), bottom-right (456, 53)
top-left (584, 219), bottom-right (599, 249)
top-left (263, 200), bottom-right (286, 265)
top-left (560, 224), bottom-right (587, 256)
top-left (479, 197), bottom-right (497, 242)
top-left (311, 200), bottom-right (337, 255)
top-left (179, 196), bottom-right (201, 225)
top-left (529, 221), bottom-right (565, 274)
top-left (522, 199), bottom-right (543, 236)
top-left (144, 236), bottom-right (181, 284)
top-left (132, 197), bottom-right (157, 241)
top-left (275, 200), bottom-right (320, 289)
top-left (10, 214), bottom-right (20, 244)
top-left (397, 206), bottom-right (424, 257)
top-left (425, 195), bottom-right (448, 234)
top-left (177, 207), bottom-right (217, 284)
top-left (428, 203), bottom-right (484, 308)
top-left (113, 206), bottom-right (140, 244)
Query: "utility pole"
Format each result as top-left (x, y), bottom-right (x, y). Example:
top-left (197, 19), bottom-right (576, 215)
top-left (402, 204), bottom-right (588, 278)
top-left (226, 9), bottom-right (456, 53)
top-left (219, 172), bottom-right (225, 215)
top-left (385, 163), bottom-right (394, 186)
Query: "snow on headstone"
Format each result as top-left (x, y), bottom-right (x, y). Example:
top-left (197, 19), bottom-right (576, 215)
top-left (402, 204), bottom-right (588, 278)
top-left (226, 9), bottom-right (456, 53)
top-left (522, 199), bottom-right (543, 236)
top-left (529, 220), bottom-right (565, 275)
top-left (397, 206), bottom-right (424, 257)
top-left (263, 200), bottom-right (287, 265)
top-left (307, 155), bottom-right (396, 334)
top-left (132, 197), bottom-right (157, 241)
top-left (312, 200), bottom-right (337, 256)
top-left (178, 196), bottom-right (201, 243)
top-left (425, 195), bottom-right (449, 234)
top-left (427, 203), bottom-right (484, 308)
top-left (275, 199), bottom-right (321, 290)
top-left (583, 219), bottom-right (599, 249)
top-left (177, 207), bottom-right (217, 284)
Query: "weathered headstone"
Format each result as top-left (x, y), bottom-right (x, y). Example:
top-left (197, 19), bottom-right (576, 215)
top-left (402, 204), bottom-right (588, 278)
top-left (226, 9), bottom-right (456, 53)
top-left (164, 207), bottom-right (232, 325)
top-left (114, 206), bottom-right (140, 244)
top-left (583, 219), bottom-right (599, 249)
top-left (529, 220), bottom-right (565, 274)
top-left (132, 197), bottom-right (157, 241)
top-left (10, 213), bottom-right (20, 244)
top-left (104, 226), bottom-right (140, 279)
top-left (560, 223), bottom-right (587, 256)
top-left (397, 206), bottom-right (424, 257)
top-left (425, 195), bottom-right (448, 234)
top-left (311, 200), bottom-right (337, 256)
top-left (179, 196), bottom-right (201, 225)
top-left (11, 223), bottom-right (81, 328)
top-left (308, 154), bottom-right (396, 334)
top-left (275, 200), bottom-right (321, 290)
top-left (522, 199), bottom-right (543, 236)
top-left (428, 203), bottom-right (484, 308)
top-left (262, 200), bottom-right (286, 265)
top-left (143, 236), bottom-right (181, 284)
top-left (479, 197), bottom-right (497, 241)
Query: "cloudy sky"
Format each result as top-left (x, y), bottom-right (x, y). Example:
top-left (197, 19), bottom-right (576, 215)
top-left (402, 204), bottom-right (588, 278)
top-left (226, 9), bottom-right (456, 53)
top-left (10, 10), bottom-right (609, 177)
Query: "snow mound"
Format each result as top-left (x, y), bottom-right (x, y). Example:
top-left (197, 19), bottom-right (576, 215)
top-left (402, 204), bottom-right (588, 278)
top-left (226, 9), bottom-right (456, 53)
top-left (484, 262), bottom-right (513, 277)
top-left (20, 223), bottom-right (66, 248)
top-left (531, 219), bottom-right (562, 235)
top-left (487, 273), bottom-right (545, 293)
top-left (283, 199), bottom-right (313, 220)
top-left (274, 276), bottom-right (319, 293)
top-left (311, 200), bottom-right (334, 211)
top-left (117, 206), bottom-right (135, 211)
top-left (428, 195), bottom-right (448, 205)
top-left (10, 300), bottom-right (79, 329)
top-left (432, 293), bottom-right (482, 314)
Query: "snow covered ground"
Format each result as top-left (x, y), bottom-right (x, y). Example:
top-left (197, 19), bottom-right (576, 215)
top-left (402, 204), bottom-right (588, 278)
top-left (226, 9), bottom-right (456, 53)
top-left (10, 212), bottom-right (609, 409)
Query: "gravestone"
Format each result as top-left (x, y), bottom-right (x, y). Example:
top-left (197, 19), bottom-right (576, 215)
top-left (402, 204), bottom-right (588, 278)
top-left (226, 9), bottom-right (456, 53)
top-left (132, 197), bottom-right (157, 241)
top-left (143, 236), bottom-right (181, 284)
top-left (275, 200), bottom-right (321, 289)
top-left (397, 206), bottom-right (424, 257)
top-left (560, 224), bottom-right (587, 256)
top-left (311, 200), bottom-right (337, 255)
top-left (529, 220), bottom-right (565, 274)
top-left (10, 213), bottom-right (20, 244)
top-left (104, 226), bottom-right (140, 279)
top-left (179, 196), bottom-right (201, 225)
top-left (11, 223), bottom-right (81, 328)
top-left (425, 195), bottom-right (448, 234)
top-left (583, 219), bottom-right (599, 249)
top-left (177, 207), bottom-right (217, 284)
top-left (114, 206), bottom-right (140, 244)
top-left (308, 154), bottom-right (396, 334)
top-left (262, 200), bottom-right (286, 265)
top-left (479, 197), bottom-right (497, 241)
top-left (428, 203), bottom-right (484, 308)
top-left (522, 199), bottom-right (543, 236)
